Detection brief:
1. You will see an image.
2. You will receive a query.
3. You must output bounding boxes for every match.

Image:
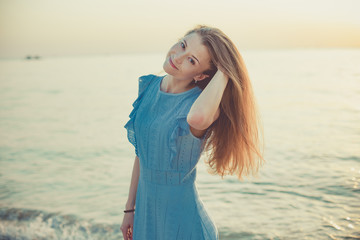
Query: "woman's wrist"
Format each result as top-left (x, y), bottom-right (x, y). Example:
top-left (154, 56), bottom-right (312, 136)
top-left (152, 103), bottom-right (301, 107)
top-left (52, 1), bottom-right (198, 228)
top-left (124, 208), bottom-right (135, 213)
top-left (214, 69), bottom-right (229, 83)
top-left (125, 201), bottom-right (135, 210)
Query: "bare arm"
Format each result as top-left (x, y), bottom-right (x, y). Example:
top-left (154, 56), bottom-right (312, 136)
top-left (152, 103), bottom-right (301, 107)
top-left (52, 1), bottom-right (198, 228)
top-left (121, 155), bottom-right (140, 240)
top-left (187, 70), bottom-right (229, 130)
top-left (125, 155), bottom-right (140, 209)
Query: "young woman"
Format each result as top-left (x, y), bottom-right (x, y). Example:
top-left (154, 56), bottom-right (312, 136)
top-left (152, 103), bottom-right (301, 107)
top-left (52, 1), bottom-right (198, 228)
top-left (121, 25), bottom-right (264, 240)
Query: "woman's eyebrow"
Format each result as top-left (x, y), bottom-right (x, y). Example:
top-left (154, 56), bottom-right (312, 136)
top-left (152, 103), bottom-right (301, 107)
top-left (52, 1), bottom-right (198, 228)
top-left (183, 39), bottom-right (200, 65)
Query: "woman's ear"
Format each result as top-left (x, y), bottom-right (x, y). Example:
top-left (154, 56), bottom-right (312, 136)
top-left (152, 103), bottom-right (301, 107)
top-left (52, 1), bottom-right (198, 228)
top-left (194, 73), bottom-right (209, 81)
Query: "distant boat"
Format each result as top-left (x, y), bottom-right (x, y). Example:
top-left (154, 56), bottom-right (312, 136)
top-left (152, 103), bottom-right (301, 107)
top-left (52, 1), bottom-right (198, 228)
top-left (25, 55), bottom-right (41, 60)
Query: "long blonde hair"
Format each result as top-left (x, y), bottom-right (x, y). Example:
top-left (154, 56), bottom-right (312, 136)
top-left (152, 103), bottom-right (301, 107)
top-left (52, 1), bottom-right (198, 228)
top-left (185, 25), bottom-right (265, 180)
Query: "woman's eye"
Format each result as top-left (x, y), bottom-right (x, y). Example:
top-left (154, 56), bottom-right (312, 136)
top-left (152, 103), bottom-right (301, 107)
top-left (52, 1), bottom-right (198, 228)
top-left (180, 42), bottom-right (185, 49)
top-left (189, 58), bottom-right (195, 65)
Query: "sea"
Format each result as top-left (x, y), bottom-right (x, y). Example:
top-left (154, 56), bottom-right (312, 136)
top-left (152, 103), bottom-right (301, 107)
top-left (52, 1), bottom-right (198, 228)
top-left (0, 49), bottom-right (359, 240)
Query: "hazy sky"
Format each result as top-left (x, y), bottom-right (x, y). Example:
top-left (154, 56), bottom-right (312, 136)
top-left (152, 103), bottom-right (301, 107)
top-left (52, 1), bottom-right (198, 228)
top-left (1, 0), bottom-right (359, 58)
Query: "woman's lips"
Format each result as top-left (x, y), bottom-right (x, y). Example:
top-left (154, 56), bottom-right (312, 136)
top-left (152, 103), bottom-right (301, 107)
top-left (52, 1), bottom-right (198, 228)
top-left (169, 57), bottom-right (178, 70)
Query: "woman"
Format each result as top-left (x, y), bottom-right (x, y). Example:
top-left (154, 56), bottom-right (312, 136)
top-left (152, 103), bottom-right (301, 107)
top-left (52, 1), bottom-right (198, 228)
top-left (121, 25), bottom-right (264, 240)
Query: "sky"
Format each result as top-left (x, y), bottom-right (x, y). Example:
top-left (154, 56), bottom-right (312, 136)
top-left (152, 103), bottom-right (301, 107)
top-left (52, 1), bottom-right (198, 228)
top-left (0, 0), bottom-right (360, 58)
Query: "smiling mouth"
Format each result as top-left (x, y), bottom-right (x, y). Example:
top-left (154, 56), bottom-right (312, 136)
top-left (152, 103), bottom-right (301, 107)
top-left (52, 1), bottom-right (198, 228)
top-left (169, 57), bottom-right (178, 70)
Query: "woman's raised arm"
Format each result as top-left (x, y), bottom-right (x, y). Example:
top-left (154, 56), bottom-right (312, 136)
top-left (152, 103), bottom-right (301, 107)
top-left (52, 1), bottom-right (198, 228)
top-left (187, 70), bottom-right (229, 130)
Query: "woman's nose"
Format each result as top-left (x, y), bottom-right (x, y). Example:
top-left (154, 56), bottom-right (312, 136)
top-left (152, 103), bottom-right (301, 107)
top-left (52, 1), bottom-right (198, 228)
top-left (173, 53), bottom-right (185, 64)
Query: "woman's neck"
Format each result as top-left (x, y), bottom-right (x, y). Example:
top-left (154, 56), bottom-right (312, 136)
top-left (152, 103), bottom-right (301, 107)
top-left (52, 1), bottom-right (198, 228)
top-left (161, 75), bottom-right (195, 94)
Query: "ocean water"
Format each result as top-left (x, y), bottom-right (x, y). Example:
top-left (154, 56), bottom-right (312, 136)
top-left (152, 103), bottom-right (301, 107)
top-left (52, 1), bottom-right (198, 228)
top-left (0, 49), bottom-right (359, 240)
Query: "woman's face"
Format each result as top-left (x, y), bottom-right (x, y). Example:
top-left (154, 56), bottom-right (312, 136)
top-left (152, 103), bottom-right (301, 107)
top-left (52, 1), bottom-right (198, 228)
top-left (163, 32), bottom-right (211, 81)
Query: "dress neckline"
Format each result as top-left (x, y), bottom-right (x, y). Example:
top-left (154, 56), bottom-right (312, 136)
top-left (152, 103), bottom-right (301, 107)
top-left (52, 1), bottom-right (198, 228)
top-left (158, 75), bottom-right (199, 96)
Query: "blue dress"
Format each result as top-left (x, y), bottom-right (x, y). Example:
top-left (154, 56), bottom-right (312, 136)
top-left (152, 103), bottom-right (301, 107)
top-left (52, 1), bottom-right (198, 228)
top-left (124, 74), bottom-right (219, 240)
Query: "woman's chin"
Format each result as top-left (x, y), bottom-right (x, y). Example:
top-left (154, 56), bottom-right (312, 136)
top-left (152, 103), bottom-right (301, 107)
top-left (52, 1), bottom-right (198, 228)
top-left (162, 64), bottom-right (174, 76)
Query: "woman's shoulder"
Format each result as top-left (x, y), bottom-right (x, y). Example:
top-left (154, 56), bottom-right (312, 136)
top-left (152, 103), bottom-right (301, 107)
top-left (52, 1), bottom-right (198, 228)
top-left (138, 73), bottom-right (163, 83)
top-left (137, 74), bottom-right (162, 95)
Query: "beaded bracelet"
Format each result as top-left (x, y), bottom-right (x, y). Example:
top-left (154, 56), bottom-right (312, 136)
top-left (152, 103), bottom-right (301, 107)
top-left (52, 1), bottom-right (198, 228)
top-left (124, 209), bottom-right (135, 213)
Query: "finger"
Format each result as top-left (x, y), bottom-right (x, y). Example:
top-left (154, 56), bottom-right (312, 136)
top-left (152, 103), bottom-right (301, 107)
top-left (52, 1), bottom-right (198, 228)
top-left (127, 227), bottom-right (132, 237)
top-left (128, 227), bottom-right (133, 240)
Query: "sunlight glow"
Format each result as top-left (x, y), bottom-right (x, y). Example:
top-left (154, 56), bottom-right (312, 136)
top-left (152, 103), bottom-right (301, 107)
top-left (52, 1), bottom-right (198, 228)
top-left (0, 0), bottom-right (359, 58)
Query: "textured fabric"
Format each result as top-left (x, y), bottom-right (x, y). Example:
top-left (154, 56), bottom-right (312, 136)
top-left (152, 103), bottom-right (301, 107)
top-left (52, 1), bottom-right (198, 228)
top-left (124, 74), bottom-right (219, 240)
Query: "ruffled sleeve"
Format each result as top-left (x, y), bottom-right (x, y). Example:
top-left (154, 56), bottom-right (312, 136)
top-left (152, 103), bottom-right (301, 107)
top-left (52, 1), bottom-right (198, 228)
top-left (124, 74), bottom-right (155, 157)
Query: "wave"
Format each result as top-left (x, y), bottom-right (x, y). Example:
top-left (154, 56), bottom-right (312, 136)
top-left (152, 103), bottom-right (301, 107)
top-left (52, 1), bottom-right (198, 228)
top-left (0, 206), bottom-right (121, 240)
top-left (0, 206), bottom-right (260, 240)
